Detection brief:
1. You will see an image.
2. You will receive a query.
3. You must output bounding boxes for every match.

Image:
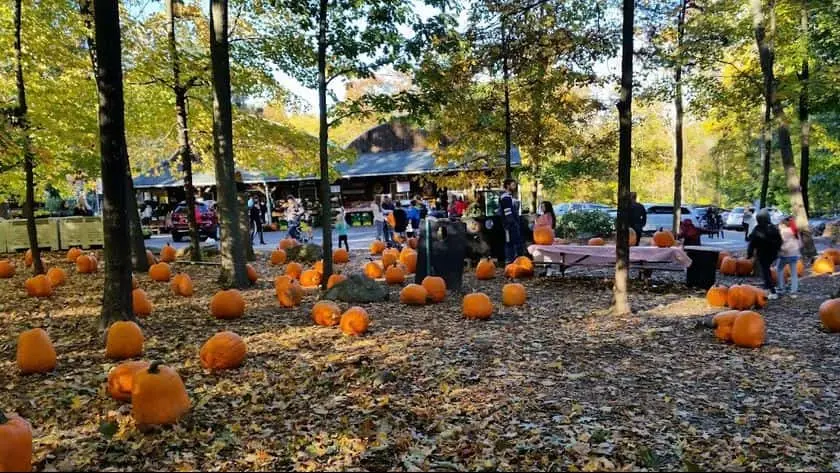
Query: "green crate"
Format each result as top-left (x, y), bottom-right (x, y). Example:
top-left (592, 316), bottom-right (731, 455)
top-left (6, 218), bottom-right (59, 251)
top-left (0, 220), bottom-right (8, 254)
top-left (58, 217), bottom-right (86, 249)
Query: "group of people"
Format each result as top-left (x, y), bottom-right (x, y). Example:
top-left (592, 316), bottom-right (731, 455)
top-left (247, 194), bottom-right (270, 245)
top-left (748, 210), bottom-right (802, 299)
top-left (368, 195), bottom-right (426, 248)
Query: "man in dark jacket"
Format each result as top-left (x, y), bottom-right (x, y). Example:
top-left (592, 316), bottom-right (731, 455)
top-left (629, 192), bottom-right (646, 245)
top-left (747, 209), bottom-right (782, 298)
top-left (498, 179), bottom-right (522, 263)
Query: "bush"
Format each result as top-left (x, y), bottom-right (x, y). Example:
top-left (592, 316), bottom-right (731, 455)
top-left (555, 210), bottom-right (614, 240)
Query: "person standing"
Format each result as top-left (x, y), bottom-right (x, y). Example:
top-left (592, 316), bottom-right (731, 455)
top-left (747, 209), bottom-right (783, 299)
top-left (406, 200), bottom-right (420, 237)
top-left (381, 196), bottom-right (395, 245)
top-left (777, 216), bottom-right (801, 297)
top-left (535, 201), bottom-right (556, 229)
top-left (336, 207), bottom-right (349, 251)
top-left (249, 197), bottom-right (265, 245)
top-left (629, 192), bottom-right (646, 246)
top-left (259, 196), bottom-right (269, 232)
top-left (393, 202), bottom-right (408, 242)
top-left (371, 197), bottom-right (385, 242)
top-left (498, 179), bottom-right (522, 263)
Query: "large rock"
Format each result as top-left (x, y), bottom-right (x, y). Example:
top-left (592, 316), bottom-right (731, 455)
top-left (286, 243), bottom-right (323, 263)
top-left (323, 274), bottom-right (388, 303)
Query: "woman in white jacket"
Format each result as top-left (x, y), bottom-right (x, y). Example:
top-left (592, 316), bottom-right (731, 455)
top-left (776, 216), bottom-right (801, 297)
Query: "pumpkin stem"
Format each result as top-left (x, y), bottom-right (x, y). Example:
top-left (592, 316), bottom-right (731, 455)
top-left (0, 411), bottom-right (7, 424)
top-left (148, 361), bottom-right (163, 374)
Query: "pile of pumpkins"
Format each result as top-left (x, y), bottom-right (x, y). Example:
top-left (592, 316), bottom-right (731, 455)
top-left (1, 247), bottom-right (101, 299)
top-left (706, 284), bottom-right (768, 310)
top-left (706, 284), bottom-right (768, 348)
top-left (360, 242), bottom-right (417, 285)
top-left (718, 247), bottom-right (839, 279)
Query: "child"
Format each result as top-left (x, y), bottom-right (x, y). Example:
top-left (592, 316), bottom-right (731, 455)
top-left (776, 216), bottom-right (800, 297)
top-left (336, 208), bottom-right (349, 251)
top-left (747, 209), bottom-right (782, 299)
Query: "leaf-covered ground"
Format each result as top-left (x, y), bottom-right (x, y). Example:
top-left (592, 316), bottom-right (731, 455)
top-left (2, 249), bottom-right (840, 471)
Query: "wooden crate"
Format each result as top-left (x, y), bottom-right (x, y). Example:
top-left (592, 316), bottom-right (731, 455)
top-left (5, 218), bottom-right (60, 251)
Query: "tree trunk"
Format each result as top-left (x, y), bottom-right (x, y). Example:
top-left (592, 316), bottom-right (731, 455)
top-left (760, 99), bottom-right (771, 209)
top-left (93, 0), bottom-right (135, 327)
top-left (798, 0), bottom-right (810, 216)
top-left (613, 0), bottom-right (634, 316)
top-left (13, 0), bottom-right (44, 275)
top-left (672, 0), bottom-right (687, 234)
top-left (209, 0), bottom-right (249, 288)
top-left (167, 0), bottom-right (201, 260)
top-left (502, 17), bottom-right (513, 180)
top-left (318, 0), bottom-right (333, 288)
top-left (752, 0), bottom-right (816, 258)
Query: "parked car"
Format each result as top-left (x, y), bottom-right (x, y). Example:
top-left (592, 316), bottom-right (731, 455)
top-left (554, 202), bottom-right (611, 216)
top-left (166, 200), bottom-right (218, 242)
top-left (643, 204), bottom-right (702, 235)
top-left (725, 206), bottom-right (784, 230)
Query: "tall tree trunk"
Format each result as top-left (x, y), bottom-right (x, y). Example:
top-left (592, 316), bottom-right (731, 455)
top-left (79, 0), bottom-right (147, 272)
top-left (167, 0), bottom-right (201, 260)
top-left (93, 0), bottom-right (134, 327)
top-left (760, 99), bottom-right (771, 208)
top-left (613, 0), bottom-right (634, 316)
top-left (798, 0), bottom-right (810, 216)
top-left (13, 0), bottom-right (44, 275)
top-left (209, 0), bottom-right (248, 288)
top-left (502, 18), bottom-right (513, 180)
top-left (752, 0), bottom-right (816, 258)
top-left (318, 0), bottom-right (333, 288)
top-left (672, 0), bottom-right (687, 234)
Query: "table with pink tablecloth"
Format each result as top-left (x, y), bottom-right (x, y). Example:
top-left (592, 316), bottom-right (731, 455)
top-left (527, 244), bottom-right (694, 269)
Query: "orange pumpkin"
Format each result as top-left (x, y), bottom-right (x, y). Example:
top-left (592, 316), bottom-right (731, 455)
top-left (270, 249), bottom-right (287, 265)
top-left (16, 328), bottom-right (57, 375)
top-left (160, 244), bottom-right (177, 263)
top-left (726, 285), bottom-right (757, 310)
top-left (818, 298), bottom-right (840, 332)
top-left (24, 249), bottom-right (33, 267)
top-left (382, 248), bottom-right (399, 269)
top-left (364, 261), bottom-right (384, 280)
top-left (285, 262), bottom-right (303, 280)
top-left (200, 331), bottom-right (247, 370)
top-left (75, 254), bottom-right (98, 273)
top-left (713, 310), bottom-right (740, 342)
top-left (149, 262), bottom-right (172, 282)
top-left (400, 284), bottom-right (428, 305)
top-left (46, 267), bottom-right (66, 287)
top-left (279, 238), bottom-right (299, 250)
top-left (66, 247), bottom-right (83, 263)
top-left (131, 362), bottom-right (191, 427)
top-left (25, 275), bottom-right (53, 298)
top-left (339, 307), bottom-right (370, 336)
top-left (422, 276), bottom-right (446, 303)
top-left (170, 273), bottom-right (194, 297)
top-left (327, 273), bottom-right (347, 289)
top-left (300, 269), bottom-right (322, 287)
top-left (533, 226), bottom-right (555, 245)
top-left (513, 256), bottom-right (534, 277)
top-left (370, 240), bottom-right (386, 255)
top-left (751, 286), bottom-right (768, 308)
top-left (735, 258), bottom-right (754, 277)
top-left (812, 256), bottom-right (836, 275)
top-left (716, 251), bottom-right (731, 269)
top-left (731, 311), bottom-right (766, 348)
top-left (107, 360), bottom-right (150, 402)
top-left (0, 411), bottom-right (33, 472)
top-left (385, 265), bottom-right (405, 285)
top-left (312, 301), bottom-right (342, 326)
top-left (132, 289), bottom-right (153, 317)
top-left (0, 260), bottom-right (15, 278)
top-left (463, 292), bottom-right (494, 320)
top-left (822, 248), bottom-right (840, 265)
top-left (145, 249), bottom-right (157, 266)
top-left (105, 321), bottom-right (144, 360)
top-left (628, 228), bottom-right (638, 246)
top-left (502, 283), bottom-right (527, 306)
top-left (313, 260), bottom-right (324, 274)
top-left (652, 230), bottom-right (675, 248)
top-left (783, 259), bottom-right (805, 279)
top-left (719, 256), bottom-right (738, 275)
top-left (275, 275), bottom-right (303, 308)
top-left (399, 249), bottom-right (417, 274)
top-left (333, 248), bottom-right (350, 264)
top-left (588, 237), bottom-right (605, 246)
top-left (246, 263), bottom-right (259, 284)
top-left (706, 285), bottom-right (729, 307)
top-left (210, 289), bottom-right (245, 319)
top-left (476, 258), bottom-right (496, 280)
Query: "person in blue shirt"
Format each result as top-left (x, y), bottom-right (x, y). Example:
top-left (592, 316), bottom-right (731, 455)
top-left (406, 200), bottom-right (420, 237)
top-left (498, 179), bottom-right (522, 263)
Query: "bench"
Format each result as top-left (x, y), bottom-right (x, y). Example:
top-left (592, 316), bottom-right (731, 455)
top-left (527, 244), bottom-right (693, 277)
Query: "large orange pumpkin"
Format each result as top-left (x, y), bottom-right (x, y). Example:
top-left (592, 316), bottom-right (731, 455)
top-left (652, 230), bottom-right (675, 248)
top-left (385, 265), bottom-right (405, 285)
top-left (25, 275), bottom-right (53, 298)
top-left (588, 237), bottom-right (605, 246)
top-left (750, 286), bottom-right (768, 308)
top-left (512, 256), bottom-right (534, 278)
top-left (706, 285), bottom-right (729, 307)
top-left (66, 247), bottom-right (83, 263)
top-left (399, 249), bottom-right (417, 273)
top-left (463, 293), bottom-right (494, 320)
top-left (726, 285), bottom-right (757, 310)
top-left (370, 240), bottom-right (386, 255)
top-left (812, 256), bottom-right (836, 275)
top-left (818, 299), bottom-right (840, 332)
top-left (132, 289), bottom-right (153, 317)
top-left (713, 310), bottom-right (740, 342)
top-left (422, 276), bottom-right (446, 303)
top-left (0, 260), bottom-right (15, 278)
top-left (200, 331), bottom-right (247, 370)
top-left (312, 301), bottom-right (342, 326)
top-left (731, 311), bottom-right (766, 348)
top-left (716, 251), bottom-right (731, 269)
top-left (131, 362), bottom-right (191, 427)
top-left (285, 262), bottom-right (303, 280)
top-left (279, 238), bottom-right (299, 250)
top-left (160, 244), bottom-right (177, 263)
top-left (400, 284), bottom-right (428, 305)
top-left (210, 289), bottom-right (245, 319)
top-left (270, 249), bottom-right (287, 265)
top-left (107, 360), bottom-right (150, 402)
top-left (16, 328), bottom-right (57, 375)
top-left (300, 269), bottom-right (322, 287)
top-left (275, 276), bottom-right (303, 307)
top-left (170, 273), bottom-right (194, 297)
top-left (339, 307), bottom-right (370, 336)
top-left (313, 260), bottom-right (324, 274)
top-left (533, 226), bottom-right (555, 245)
top-left (333, 248), bottom-right (350, 264)
top-left (0, 411), bottom-right (33, 472)
top-left (327, 273), bottom-right (347, 289)
top-left (75, 254), bottom-right (98, 273)
top-left (149, 262), bottom-right (171, 282)
top-left (364, 261), bottom-right (384, 279)
top-left (735, 258), bottom-right (754, 277)
top-left (719, 256), bottom-right (738, 275)
top-left (382, 248), bottom-right (399, 269)
top-left (246, 263), bottom-right (259, 284)
top-left (476, 258), bottom-right (496, 280)
top-left (502, 283), bottom-right (527, 306)
top-left (46, 267), bottom-right (66, 287)
top-left (105, 321), bottom-right (144, 360)
top-left (822, 248), bottom-right (840, 265)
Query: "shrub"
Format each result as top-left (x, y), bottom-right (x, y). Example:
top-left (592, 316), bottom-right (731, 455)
top-left (555, 210), bottom-right (615, 240)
